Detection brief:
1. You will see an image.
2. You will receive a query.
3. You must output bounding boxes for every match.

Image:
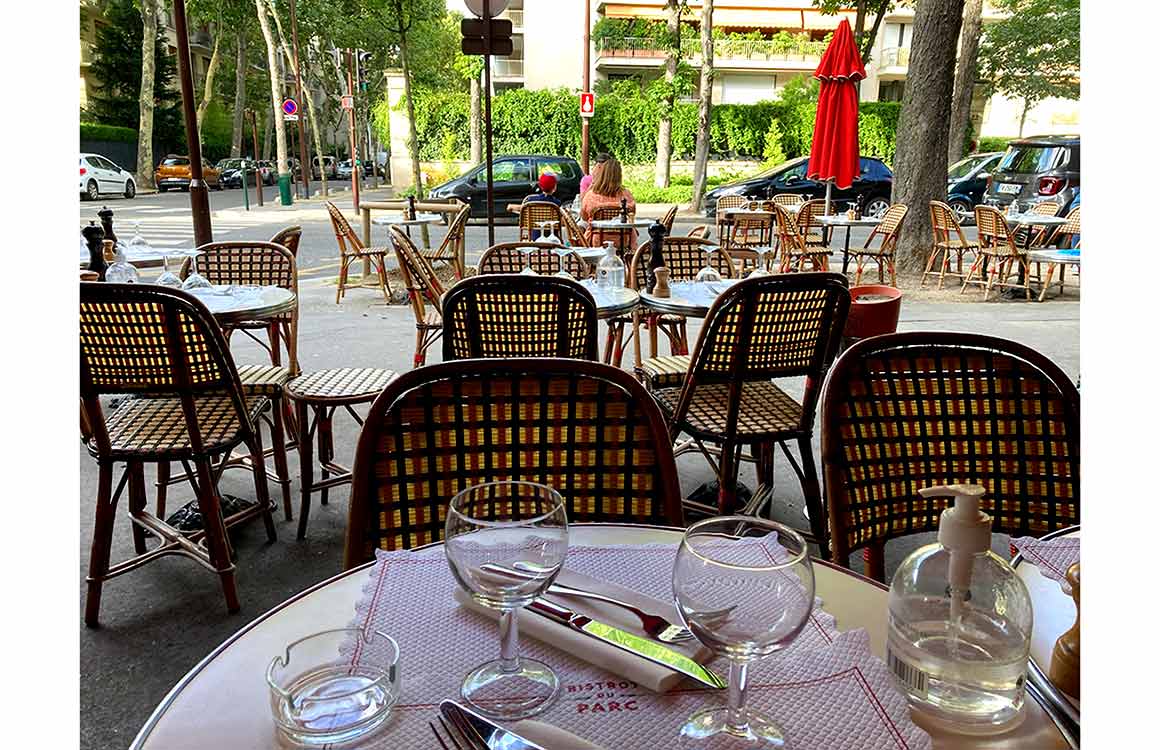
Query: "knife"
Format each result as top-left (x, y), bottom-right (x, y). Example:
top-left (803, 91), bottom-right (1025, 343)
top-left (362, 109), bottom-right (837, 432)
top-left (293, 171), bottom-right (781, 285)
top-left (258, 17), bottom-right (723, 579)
top-left (528, 598), bottom-right (727, 689)
top-left (439, 699), bottom-right (547, 750)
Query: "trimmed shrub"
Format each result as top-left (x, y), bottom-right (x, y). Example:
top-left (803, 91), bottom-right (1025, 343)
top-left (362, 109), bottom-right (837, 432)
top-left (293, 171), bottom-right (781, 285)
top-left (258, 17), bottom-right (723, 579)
top-left (977, 136), bottom-right (1013, 153)
top-left (80, 123), bottom-right (138, 143)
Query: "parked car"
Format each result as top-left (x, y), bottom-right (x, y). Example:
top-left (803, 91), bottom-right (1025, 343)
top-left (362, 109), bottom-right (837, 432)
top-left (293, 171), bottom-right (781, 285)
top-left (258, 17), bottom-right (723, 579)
top-left (220, 159), bottom-right (266, 188)
top-left (154, 155), bottom-right (222, 192)
top-left (427, 155), bottom-right (583, 218)
top-left (336, 159), bottom-right (356, 180)
top-left (312, 155), bottom-right (337, 179)
top-left (945, 152), bottom-right (1002, 222)
top-left (80, 153), bottom-right (137, 200)
top-left (703, 156), bottom-right (894, 218)
top-left (981, 135), bottom-right (1080, 214)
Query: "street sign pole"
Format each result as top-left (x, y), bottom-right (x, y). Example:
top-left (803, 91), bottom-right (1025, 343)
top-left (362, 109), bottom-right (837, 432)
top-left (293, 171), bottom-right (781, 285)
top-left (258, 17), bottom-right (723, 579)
top-left (582, 0), bottom-right (591, 173)
top-left (171, 0), bottom-right (212, 246)
top-left (483, 0), bottom-right (494, 246)
top-left (346, 50), bottom-right (360, 212)
top-left (289, 0), bottom-right (311, 198)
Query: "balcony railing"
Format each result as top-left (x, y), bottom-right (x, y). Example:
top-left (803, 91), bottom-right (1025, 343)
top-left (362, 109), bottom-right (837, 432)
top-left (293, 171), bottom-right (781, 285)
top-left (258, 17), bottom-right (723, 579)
top-left (492, 59), bottom-right (524, 78)
top-left (879, 47), bottom-right (911, 68)
top-left (596, 36), bottom-right (825, 64)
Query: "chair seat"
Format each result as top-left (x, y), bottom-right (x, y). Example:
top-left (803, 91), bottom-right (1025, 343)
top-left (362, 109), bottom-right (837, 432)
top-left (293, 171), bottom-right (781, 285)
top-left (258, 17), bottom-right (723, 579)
top-left (655, 381), bottom-right (804, 439)
top-left (637, 355), bottom-right (691, 390)
top-left (236, 363), bottom-right (292, 396)
top-left (936, 238), bottom-right (978, 251)
top-left (90, 395), bottom-right (269, 459)
top-left (286, 368), bottom-right (396, 404)
top-left (346, 245), bottom-right (392, 258)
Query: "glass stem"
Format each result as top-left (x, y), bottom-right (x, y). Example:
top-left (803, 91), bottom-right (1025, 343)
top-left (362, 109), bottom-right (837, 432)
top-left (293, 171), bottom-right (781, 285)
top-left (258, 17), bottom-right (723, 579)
top-left (499, 609), bottom-right (520, 673)
top-left (726, 659), bottom-right (751, 732)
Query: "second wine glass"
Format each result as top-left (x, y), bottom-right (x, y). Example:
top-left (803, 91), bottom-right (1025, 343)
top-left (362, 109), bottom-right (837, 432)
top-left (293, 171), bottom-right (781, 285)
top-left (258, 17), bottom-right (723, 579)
top-left (695, 246), bottom-right (723, 283)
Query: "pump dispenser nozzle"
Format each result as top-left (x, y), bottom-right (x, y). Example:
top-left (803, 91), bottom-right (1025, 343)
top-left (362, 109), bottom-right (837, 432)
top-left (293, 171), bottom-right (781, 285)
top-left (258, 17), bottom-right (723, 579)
top-left (922, 484), bottom-right (991, 620)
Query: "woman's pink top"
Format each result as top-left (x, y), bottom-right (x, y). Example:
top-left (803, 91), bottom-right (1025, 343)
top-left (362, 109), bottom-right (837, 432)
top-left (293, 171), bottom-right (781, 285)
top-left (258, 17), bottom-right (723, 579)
top-left (580, 188), bottom-right (637, 247)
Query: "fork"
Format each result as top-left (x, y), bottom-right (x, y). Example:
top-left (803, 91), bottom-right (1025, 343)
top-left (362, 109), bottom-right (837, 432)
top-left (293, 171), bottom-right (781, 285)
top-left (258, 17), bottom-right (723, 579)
top-left (429, 712), bottom-right (485, 750)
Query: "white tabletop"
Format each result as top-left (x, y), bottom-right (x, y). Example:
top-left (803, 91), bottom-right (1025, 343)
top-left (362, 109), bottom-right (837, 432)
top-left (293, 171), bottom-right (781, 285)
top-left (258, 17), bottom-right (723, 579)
top-left (723, 208), bottom-right (775, 217)
top-left (816, 214), bottom-right (883, 227)
top-left (185, 285), bottom-right (296, 324)
top-left (640, 279), bottom-right (740, 318)
top-left (371, 213), bottom-right (443, 227)
top-left (79, 246), bottom-right (199, 270)
top-left (578, 281), bottom-right (640, 319)
top-left (1005, 213), bottom-right (1068, 227)
top-left (591, 218), bottom-right (654, 229)
top-left (130, 523), bottom-right (1070, 750)
top-left (1028, 249), bottom-right (1081, 265)
top-left (1014, 528), bottom-right (1079, 708)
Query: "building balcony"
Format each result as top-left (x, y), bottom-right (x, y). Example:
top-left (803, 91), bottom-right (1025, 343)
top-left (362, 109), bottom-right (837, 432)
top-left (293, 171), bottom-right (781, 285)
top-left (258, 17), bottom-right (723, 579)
top-left (595, 36), bottom-right (823, 72)
top-left (878, 46), bottom-right (910, 79)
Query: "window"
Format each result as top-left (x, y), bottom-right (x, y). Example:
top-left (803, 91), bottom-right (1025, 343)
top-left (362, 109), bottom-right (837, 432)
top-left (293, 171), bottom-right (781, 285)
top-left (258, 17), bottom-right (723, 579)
top-left (878, 80), bottom-right (904, 103)
top-left (998, 146), bottom-right (1063, 173)
top-left (162, 157), bottom-right (190, 166)
top-left (492, 158), bottom-right (531, 183)
top-left (538, 159), bottom-right (575, 180)
top-left (779, 160), bottom-right (809, 181)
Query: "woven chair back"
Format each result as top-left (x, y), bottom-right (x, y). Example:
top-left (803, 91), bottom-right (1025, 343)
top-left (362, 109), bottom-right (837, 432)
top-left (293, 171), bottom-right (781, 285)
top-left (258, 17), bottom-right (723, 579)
top-left (180, 241), bottom-right (295, 291)
top-left (772, 194), bottom-right (805, 208)
top-left (591, 205), bottom-right (634, 223)
top-left (325, 201), bottom-right (365, 256)
top-left (343, 359), bottom-right (684, 562)
top-left (687, 225), bottom-right (711, 240)
top-left (79, 283), bottom-right (252, 454)
top-left (866, 203), bottom-right (908, 254)
top-left (389, 226), bottom-right (444, 321)
top-left (797, 199), bottom-right (829, 235)
top-left (974, 205), bottom-right (1019, 256)
top-left (773, 203), bottom-right (807, 253)
top-left (1049, 207), bottom-right (1080, 247)
top-left (442, 274), bottom-right (599, 361)
top-left (559, 208), bottom-right (588, 247)
top-left (715, 195), bottom-right (746, 214)
top-left (658, 205), bottom-right (678, 234)
top-left (433, 203), bottom-right (470, 262)
top-left (1030, 201), bottom-right (1063, 217)
top-left (727, 210), bottom-right (774, 248)
top-left (821, 332), bottom-right (1080, 578)
top-left (929, 200), bottom-right (970, 246)
top-left (478, 242), bottom-right (588, 277)
top-left (269, 226), bottom-right (302, 258)
top-left (627, 236), bottom-right (735, 289)
top-left (519, 202), bottom-right (564, 241)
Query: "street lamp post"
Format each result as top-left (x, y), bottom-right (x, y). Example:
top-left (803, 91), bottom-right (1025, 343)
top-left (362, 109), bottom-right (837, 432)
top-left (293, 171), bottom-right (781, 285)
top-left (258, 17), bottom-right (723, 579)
top-left (288, 0), bottom-right (311, 198)
top-left (171, 0), bottom-right (212, 246)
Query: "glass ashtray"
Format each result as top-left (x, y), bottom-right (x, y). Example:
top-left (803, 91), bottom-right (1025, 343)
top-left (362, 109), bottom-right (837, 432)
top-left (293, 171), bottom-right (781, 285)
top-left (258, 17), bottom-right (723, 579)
top-left (268, 628), bottom-right (400, 747)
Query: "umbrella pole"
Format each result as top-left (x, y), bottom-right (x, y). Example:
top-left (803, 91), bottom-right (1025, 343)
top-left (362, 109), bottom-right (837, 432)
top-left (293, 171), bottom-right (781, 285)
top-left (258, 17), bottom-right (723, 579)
top-left (824, 180), bottom-right (833, 215)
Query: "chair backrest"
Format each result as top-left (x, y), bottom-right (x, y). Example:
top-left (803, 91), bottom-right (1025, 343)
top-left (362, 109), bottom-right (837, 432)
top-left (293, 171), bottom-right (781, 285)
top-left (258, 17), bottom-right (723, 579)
top-left (658, 205), bottom-right (678, 234)
top-left (772, 193), bottom-right (805, 208)
top-left (344, 359), bottom-right (685, 562)
top-left (519, 202), bottom-right (563, 241)
top-left (974, 205), bottom-right (1019, 256)
top-left (325, 201), bottom-right (364, 255)
top-left (442, 274), bottom-right (599, 361)
top-left (715, 195), bottom-right (746, 214)
top-left (430, 203), bottom-right (471, 274)
top-left (773, 204), bottom-right (807, 253)
top-left (1048, 206), bottom-right (1080, 247)
top-left (821, 332), bottom-right (1080, 579)
top-left (559, 208), bottom-right (588, 247)
top-left (669, 273), bottom-right (850, 437)
top-left (627, 236), bottom-right (735, 289)
top-left (389, 226), bottom-right (445, 322)
top-left (477, 242), bottom-right (588, 277)
top-left (687, 225), bottom-right (711, 240)
top-left (269, 226), bottom-right (302, 258)
top-left (929, 200), bottom-right (971, 247)
top-left (865, 203), bottom-right (908, 251)
top-left (79, 283), bottom-right (252, 456)
top-left (591, 205), bottom-right (633, 223)
top-left (180, 241), bottom-right (295, 291)
top-left (797, 199), bottom-right (829, 235)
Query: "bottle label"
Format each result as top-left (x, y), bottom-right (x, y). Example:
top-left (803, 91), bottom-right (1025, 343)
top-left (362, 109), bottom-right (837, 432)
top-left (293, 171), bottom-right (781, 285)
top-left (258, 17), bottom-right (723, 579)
top-left (887, 646), bottom-right (929, 697)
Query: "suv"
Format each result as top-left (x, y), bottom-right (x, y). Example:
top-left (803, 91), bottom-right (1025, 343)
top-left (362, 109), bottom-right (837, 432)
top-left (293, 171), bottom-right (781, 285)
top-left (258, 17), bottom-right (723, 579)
top-left (982, 135), bottom-right (1080, 214)
top-left (427, 155), bottom-right (584, 217)
top-left (703, 156), bottom-right (894, 218)
top-left (155, 155), bottom-right (222, 192)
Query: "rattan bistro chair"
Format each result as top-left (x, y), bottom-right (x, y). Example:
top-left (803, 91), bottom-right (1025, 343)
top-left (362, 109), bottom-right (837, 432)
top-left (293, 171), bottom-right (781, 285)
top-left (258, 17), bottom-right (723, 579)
top-left (326, 200), bottom-right (393, 304)
top-left (389, 226), bottom-right (445, 368)
top-left (821, 332), bottom-right (1080, 579)
top-left (774, 204), bottom-right (830, 272)
top-left (519, 201), bottom-right (564, 242)
top-left (269, 225), bottom-right (302, 258)
top-left (964, 205), bottom-right (1031, 300)
top-left (559, 208), bottom-right (589, 247)
top-left (80, 283), bottom-right (277, 626)
top-left (923, 201), bottom-right (978, 289)
top-left (343, 359), bottom-right (683, 564)
top-left (590, 205), bottom-right (638, 255)
top-left (477, 242), bottom-right (588, 278)
top-left (848, 203), bottom-right (908, 286)
top-left (772, 193), bottom-right (806, 210)
top-left (651, 274), bottom-right (850, 544)
top-left (425, 201), bottom-right (470, 279)
top-left (796, 199), bottom-right (831, 250)
top-left (442, 274), bottom-right (599, 360)
top-left (658, 204), bottom-right (678, 234)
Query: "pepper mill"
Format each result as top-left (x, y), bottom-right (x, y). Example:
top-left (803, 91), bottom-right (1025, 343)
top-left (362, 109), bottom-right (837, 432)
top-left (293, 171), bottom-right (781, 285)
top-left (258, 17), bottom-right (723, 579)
top-left (646, 221), bottom-right (666, 293)
top-left (98, 205), bottom-right (117, 247)
top-left (82, 221), bottom-right (107, 280)
top-left (619, 196), bottom-right (628, 223)
top-left (1049, 563), bottom-right (1080, 698)
top-left (406, 195), bottom-right (416, 220)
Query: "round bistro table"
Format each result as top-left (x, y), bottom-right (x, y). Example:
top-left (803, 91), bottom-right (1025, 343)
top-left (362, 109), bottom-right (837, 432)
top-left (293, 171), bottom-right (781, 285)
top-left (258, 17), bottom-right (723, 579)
top-left (185, 286), bottom-right (296, 327)
top-left (130, 523), bottom-right (1072, 750)
top-left (79, 246), bottom-right (200, 271)
top-left (815, 214), bottom-right (883, 274)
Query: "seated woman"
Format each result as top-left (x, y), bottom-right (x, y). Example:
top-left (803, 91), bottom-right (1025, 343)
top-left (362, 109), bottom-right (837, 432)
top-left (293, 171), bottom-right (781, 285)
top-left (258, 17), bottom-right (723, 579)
top-left (580, 156), bottom-right (635, 248)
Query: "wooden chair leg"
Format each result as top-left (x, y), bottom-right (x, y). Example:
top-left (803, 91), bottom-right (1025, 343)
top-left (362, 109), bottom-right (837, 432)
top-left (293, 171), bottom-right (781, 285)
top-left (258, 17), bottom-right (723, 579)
top-left (716, 441), bottom-right (739, 515)
top-left (335, 257), bottom-right (347, 304)
top-left (921, 247), bottom-right (938, 287)
top-left (603, 322), bottom-right (617, 365)
top-left (85, 460), bottom-right (117, 627)
top-left (317, 408), bottom-right (333, 507)
top-left (269, 401), bottom-right (292, 521)
top-left (192, 456), bottom-right (240, 614)
top-left (155, 460), bottom-right (170, 522)
top-left (246, 428), bottom-right (277, 543)
top-left (797, 436), bottom-right (828, 558)
top-left (127, 461), bottom-right (148, 555)
top-left (296, 400), bottom-right (314, 540)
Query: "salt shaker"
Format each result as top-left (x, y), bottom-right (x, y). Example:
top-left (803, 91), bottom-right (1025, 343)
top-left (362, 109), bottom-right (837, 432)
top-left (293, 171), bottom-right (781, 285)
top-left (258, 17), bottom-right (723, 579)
top-left (1049, 563), bottom-right (1080, 699)
top-left (652, 267), bottom-right (671, 298)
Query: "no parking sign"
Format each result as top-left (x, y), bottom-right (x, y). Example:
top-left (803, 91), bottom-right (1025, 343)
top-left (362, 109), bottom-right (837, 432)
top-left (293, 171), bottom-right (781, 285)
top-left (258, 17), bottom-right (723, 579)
top-left (281, 98), bottom-right (298, 117)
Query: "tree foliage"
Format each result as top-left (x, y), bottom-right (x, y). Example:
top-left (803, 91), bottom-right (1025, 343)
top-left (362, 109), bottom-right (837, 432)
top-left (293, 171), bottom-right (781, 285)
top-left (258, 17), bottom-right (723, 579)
top-left (978, 0), bottom-right (1080, 109)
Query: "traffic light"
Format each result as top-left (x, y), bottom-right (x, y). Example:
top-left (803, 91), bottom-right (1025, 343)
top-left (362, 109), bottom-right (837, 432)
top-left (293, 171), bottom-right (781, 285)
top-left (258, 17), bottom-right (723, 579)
top-left (357, 50), bottom-right (372, 92)
top-left (461, 17), bottom-right (513, 56)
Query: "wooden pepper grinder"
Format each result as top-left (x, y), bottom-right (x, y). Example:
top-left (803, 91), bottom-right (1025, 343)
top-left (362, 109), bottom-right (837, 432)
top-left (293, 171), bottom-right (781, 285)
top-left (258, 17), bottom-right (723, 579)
top-left (646, 221), bottom-right (666, 293)
top-left (98, 205), bottom-right (117, 247)
top-left (652, 268), bottom-right (671, 298)
top-left (82, 221), bottom-right (107, 280)
top-left (1049, 563), bottom-right (1080, 699)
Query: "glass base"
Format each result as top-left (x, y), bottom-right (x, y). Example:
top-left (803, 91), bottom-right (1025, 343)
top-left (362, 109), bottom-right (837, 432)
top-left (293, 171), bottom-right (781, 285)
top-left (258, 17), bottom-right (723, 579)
top-left (679, 707), bottom-right (787, 748)
top-left (460, 657), bottom-right (560, 721)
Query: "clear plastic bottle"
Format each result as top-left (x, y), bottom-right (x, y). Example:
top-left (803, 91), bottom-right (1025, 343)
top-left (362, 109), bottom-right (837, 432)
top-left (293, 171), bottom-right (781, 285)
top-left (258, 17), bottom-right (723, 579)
top-left (596, 242), bottom-right (624, 289)
top-left (886, 484), bottom-right (1033, 736)
top-left (104, 240), bottom-right (139, 284)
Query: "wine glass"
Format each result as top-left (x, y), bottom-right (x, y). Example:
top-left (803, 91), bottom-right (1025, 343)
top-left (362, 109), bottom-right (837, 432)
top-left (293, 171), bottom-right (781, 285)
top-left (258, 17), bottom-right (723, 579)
top-left (445, 481), bottom-right (569, 720)
top-left (154, 252), bottom-right (182, 288)
top-left (673, 517), bottom-right (814, 748)
top-left (519, 246), bottom-right (538, 275)
top-left (695, 245), bottom-right (723, 283)
top-left (181, 253), bottom-right (213, 291)
top-left (748, 246), bottom-right (772, 278)
top-left (553, 246), bottom-right (575, 279)
top-left (126, 221), bottom-right (149, 250)
top-left (539, 221), bottom-right (560, 246)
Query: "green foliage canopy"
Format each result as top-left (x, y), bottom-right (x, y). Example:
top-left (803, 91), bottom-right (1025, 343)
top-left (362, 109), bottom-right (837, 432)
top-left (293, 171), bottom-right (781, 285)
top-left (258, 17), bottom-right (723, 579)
top-left (978, 0), bottom-right (1080, 109)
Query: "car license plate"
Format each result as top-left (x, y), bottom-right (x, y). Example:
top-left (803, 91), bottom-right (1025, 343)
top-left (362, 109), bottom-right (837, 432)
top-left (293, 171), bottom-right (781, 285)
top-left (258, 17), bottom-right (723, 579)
top-left (998, 182), bottom-right (1022, 195)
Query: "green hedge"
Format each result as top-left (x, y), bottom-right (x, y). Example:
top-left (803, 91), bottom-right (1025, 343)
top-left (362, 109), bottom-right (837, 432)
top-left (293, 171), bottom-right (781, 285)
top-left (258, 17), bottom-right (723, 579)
top-left (80, 123), bottom-right (138, 143)
top-left (976, 136), bottom-right (1013, 153)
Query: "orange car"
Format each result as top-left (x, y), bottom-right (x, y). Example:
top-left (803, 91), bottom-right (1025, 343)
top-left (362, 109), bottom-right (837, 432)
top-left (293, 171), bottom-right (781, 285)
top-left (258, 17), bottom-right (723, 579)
top-left (154, 155), bottom-right (222, 192)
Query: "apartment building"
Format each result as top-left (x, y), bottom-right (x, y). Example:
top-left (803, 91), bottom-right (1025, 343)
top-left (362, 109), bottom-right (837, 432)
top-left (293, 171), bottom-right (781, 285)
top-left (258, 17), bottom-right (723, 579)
top-left (446, 0), bottom-right (1078, 139)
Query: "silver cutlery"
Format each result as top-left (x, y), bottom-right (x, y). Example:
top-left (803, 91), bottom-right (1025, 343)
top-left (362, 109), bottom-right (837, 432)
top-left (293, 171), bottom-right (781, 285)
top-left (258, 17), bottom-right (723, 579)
top-left (431, 699), bottom-right (547, 750)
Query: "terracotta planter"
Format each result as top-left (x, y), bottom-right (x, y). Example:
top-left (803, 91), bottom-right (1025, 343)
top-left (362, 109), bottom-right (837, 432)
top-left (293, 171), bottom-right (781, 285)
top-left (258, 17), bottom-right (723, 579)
top-left (844, 285), bottom-right (903, 340)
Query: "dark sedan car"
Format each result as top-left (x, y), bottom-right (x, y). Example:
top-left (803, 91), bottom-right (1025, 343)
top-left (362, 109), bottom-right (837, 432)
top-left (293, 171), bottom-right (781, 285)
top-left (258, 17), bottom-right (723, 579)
top-left (703, 156), bottom-right (894, 218)
top-left (946, 152), bottom-right (1002, 222)
top-left (982, 135), bottom-right (1080, 214)
top-left (220, 159), bottom-right (264, 188)
top-left (428, 155), bottom-right (583, 218)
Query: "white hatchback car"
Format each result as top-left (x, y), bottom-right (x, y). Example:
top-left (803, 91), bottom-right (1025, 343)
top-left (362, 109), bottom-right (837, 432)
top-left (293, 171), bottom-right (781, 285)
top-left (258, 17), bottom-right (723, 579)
top-left (80, 153), bottom-right (137, 200)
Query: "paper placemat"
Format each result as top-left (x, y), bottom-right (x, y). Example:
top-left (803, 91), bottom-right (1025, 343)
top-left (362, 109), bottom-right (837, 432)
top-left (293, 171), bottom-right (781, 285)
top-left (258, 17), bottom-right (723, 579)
top-left (1012, 536), bottom-right (1080, 593)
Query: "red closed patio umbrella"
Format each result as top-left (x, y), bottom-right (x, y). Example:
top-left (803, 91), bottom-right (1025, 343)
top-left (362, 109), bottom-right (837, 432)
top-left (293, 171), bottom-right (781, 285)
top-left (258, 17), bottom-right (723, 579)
top-left (807, 19), bottom-right (865, 214)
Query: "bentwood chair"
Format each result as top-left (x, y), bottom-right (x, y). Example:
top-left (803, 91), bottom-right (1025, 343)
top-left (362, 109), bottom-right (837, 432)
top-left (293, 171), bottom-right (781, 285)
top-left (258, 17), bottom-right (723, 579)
top-left (964, 205), bottom-right (1031, 300)
top-left (518, 201), bottom-right (564, 242)
top-left (269, 225), bottom-right (302, 258)
top-left (589, 205), bottom-right (637, 255)
top-left (1031, 207), bottom-right (1082, 301)
top-left (424, 201), bottom-right (470, 279)
top-left (442, 274), bottom-right (599, 360)
top-left (923, 201), bottom-right (978, 289)
top-left (80, 283), bottom-right (277, 625)
top-left (477, 241), bottom-right (588, 278)
top-left (559, 208), bottom-right (589, 247)
top-left (848, 203), bottom-right (908, 286)
top-left (389, 226), bottom-right (445, 368)
top-left (1015, 200), bottom-right (1063, 249)
top-left (326, 200), bottom-right (393, 303)
top-left (714, 194), bottom-right (746, 251)
top-left (772, 193), bottom-right (806, 210)
top-left (343, 359), bottom-right (684, 564)
top-left (821, 332), bottom-right (1080, 578)
top-left (658, 204), bottom-right (678, 234)
top-left (721, 208), bottom-right (774, 273)
top-left (796, 199), bottom-right (832, 250)
top-left (629, 236), bottom-right (736, 384)
top-left (774, 204), bottom-right (830, 272)
top-left (650, 274), bottom-right (850, 546)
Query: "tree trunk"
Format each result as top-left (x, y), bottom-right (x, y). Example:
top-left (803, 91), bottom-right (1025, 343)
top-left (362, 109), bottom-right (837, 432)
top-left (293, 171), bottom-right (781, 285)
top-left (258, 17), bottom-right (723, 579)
top-left (262, 111), bottom-right (273, 160)
top-left (135, 0), bottom-right (158, 189)
top-left (253, 0), bottom-right (289, 182)
top-left (196, 24), bottom-right (222, 128)
top-left (470, 75), bottom-right (482, 164)
top-left (265, 0), bottom-right (326, 196)
top-left (947, 0), bottom-right (983, 165)
top-left (892, 0), bottom-right (966, 271)
top-left (1018, 99), bottom-right (1030, 136)
top-left (860, 1), bottom-right (890, 64)
top-left (653, 0), bottom-right (679, 188)
top-left (230, 32), bottom-right (246, 157)
top-left (690, 0), bottom-right (715, 213)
